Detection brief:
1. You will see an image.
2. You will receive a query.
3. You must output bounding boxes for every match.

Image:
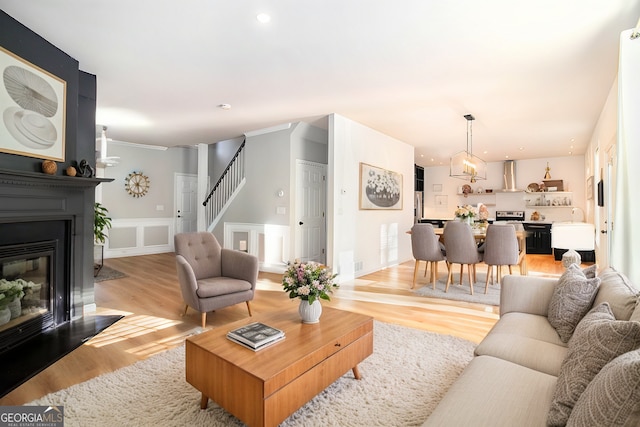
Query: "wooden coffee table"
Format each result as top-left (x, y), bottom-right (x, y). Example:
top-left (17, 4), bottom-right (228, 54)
top-left (185, 305), bottom-right (373, 427)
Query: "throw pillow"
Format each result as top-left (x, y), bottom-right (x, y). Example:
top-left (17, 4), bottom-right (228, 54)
top-left (548, 264), bottom-right (601, 343)
top-left (547, 303), bottom-right (640, 426)
top-left (567, 349), bottom-right (640, 427)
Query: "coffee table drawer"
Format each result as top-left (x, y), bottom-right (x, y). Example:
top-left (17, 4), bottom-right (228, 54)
top-left (265, 330), bottom-right (372, 425)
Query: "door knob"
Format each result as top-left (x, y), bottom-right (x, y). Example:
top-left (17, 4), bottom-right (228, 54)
top-left (601, 230), bottom-right (607, 234)
top-left (299, 221), bottom-right (304, 225)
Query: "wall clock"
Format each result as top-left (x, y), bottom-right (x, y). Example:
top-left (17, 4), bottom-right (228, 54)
top-left (125, 171), bottom-right (150, 198)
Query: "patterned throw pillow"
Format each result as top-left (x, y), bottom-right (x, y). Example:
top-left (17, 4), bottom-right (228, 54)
top-left (567, 349), bottom-right (640, 427)
top-left (548, 264), bottom-right (601, 343)
top-left (547, 303), bottom-right (640, 426)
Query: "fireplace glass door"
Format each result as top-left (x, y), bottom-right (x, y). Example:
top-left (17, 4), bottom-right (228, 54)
top-left (0, 242), bottom-right (54, 349)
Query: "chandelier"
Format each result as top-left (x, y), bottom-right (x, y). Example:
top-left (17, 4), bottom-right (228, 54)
top-left (449, 114), bottom-right (486, 183)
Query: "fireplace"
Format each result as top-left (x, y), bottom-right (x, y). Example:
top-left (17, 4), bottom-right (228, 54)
top-left (0, 169), bottom-right (119, 397)
top-left (0, 220), bottom-right (71, 351)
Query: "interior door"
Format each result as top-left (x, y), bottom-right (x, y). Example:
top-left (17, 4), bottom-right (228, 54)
top-left (603, 143), bottom-right (616, 267)
top-left (295, 160), bottom-right (326, 264)
top-left (175, 173), bottom-right (198, 233)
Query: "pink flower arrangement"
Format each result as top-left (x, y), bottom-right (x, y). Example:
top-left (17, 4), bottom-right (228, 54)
top-left (282, 260), bottom-right (339, 305)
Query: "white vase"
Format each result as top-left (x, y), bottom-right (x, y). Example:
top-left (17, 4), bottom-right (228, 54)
top-left (0, 307), bottom-right (10, 326)
top-left (298, 299), bottom-right (322, 324)
top-left (457, 216), bottom-right (472, 226)
top-left (8, 297), bottom-right (21, 319)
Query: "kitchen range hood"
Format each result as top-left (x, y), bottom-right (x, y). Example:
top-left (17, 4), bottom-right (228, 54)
top-left (501, 160), bottom-right (523, 192)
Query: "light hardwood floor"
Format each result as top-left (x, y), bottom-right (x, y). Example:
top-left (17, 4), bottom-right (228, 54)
top-left (1, 252), bottom-right (570, 405)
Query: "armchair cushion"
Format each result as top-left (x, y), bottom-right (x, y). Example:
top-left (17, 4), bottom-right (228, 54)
top-left (196, 277), bottom-right (252, 298)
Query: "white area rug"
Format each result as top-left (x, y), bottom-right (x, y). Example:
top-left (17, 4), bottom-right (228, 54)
top-left (28, 321), bottom-right (475, 426)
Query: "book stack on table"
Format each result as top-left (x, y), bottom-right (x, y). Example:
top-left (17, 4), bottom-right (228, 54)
top-left (227, 322), bottom-right (285, 351)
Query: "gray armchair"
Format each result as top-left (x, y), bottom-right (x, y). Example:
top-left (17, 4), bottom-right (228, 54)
top-left (174, 231), bottom-right (258, 328)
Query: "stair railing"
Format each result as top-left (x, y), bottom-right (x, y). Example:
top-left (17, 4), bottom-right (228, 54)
top-left (203, 139), bottom-right (246, 227)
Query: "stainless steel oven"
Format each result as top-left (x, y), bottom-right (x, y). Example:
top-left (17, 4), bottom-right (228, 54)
top-left (495, 211), bottom-right (525, 222)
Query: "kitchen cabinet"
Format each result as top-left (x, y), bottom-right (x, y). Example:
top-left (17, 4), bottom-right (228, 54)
top-left (524, 192), bottom-right (572, 208)
top-left (523, 223), bottom-right (552, 254)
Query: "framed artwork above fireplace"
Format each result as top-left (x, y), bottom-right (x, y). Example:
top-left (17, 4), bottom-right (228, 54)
top-left (0, 46), bottom-right (66, 162)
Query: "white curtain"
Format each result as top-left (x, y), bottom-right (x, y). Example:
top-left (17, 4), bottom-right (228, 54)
top-left (611, 29), bottom-right (640, 284)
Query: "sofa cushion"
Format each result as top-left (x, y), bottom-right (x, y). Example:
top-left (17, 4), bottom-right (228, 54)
top-left (567, 349), bottom-right (640, 427)
top-left (475, 312), bottom-right (567, 376)
top-left (423, 356), bottom-right (557, 427)
top-left (548, 263), bottom-right (601, 343)
top-left (593, 267), bottom-right (640, 320)
top-left (547, 303), bottom-right (640, 426)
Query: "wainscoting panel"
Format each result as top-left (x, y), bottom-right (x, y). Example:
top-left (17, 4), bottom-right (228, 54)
top-left (223, 222), bottom-right (289, 273)
top-left (105, 218), bottom-right (174, 258)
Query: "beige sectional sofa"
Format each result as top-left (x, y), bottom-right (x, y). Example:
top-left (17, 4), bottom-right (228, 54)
top-left (424, 266), bottom-right (640, 427)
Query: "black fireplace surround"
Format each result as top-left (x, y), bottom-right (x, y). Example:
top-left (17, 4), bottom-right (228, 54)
top-left (0, 171), bottom-right (120, 397)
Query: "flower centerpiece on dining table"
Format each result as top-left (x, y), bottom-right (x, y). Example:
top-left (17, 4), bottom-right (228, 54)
top-left (282, 260), bottom-right (339, 323)
top-left (454, 204), bottom-right (477, 225)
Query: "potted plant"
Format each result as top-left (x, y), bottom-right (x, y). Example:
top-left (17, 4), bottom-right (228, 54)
top-left (94, 203), bottom-right (112, 276)
top-left (94, 202), bottom-right (112, 244)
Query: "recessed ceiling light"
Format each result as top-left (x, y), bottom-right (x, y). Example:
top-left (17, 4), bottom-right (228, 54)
top-left (257, 13), bottom-right (271, 23)
top-left (218, 104), bottom-right (231, 110)
top-left (519, 147), bottom-right (524, 151)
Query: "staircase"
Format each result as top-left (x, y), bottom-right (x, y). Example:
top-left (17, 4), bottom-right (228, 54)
top-left (203, 139), bottom-right (246, 230)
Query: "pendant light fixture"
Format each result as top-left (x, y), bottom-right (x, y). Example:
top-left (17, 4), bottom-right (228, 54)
top-left (96, 125), bottom-right (120, 167)
top-left (449, 114), bottom-right (486, 183)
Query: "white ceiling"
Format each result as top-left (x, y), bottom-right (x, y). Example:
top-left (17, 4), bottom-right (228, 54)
top-left (1, 1), bottom-right (639, 166)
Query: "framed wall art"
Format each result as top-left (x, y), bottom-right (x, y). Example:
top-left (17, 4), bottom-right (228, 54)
top-left (0, 46), bottom-right (66, 161)
top-left (359, 162), bottom-right (403, 210)
top-left (586, 176), bottom-right (594, 200)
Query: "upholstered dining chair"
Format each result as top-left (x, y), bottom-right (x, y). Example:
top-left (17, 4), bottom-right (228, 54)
top-left (410, 223), bottom-right (446, 289)
top-left (442, 221), bottom-right (483, 295)
top-left (482, 224), bottom-right (520, 294)
top-left (507, 221), bottom-right (528, 275)
top-left (174, 231), bottom-right (259, 328)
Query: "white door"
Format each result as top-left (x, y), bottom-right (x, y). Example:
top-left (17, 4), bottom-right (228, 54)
top-left (175, 173), bottom-right (198, 233)
top-left (295, 160), bottom-right (326, 264)
top-left (603, 143), bottom-right (617, 267)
